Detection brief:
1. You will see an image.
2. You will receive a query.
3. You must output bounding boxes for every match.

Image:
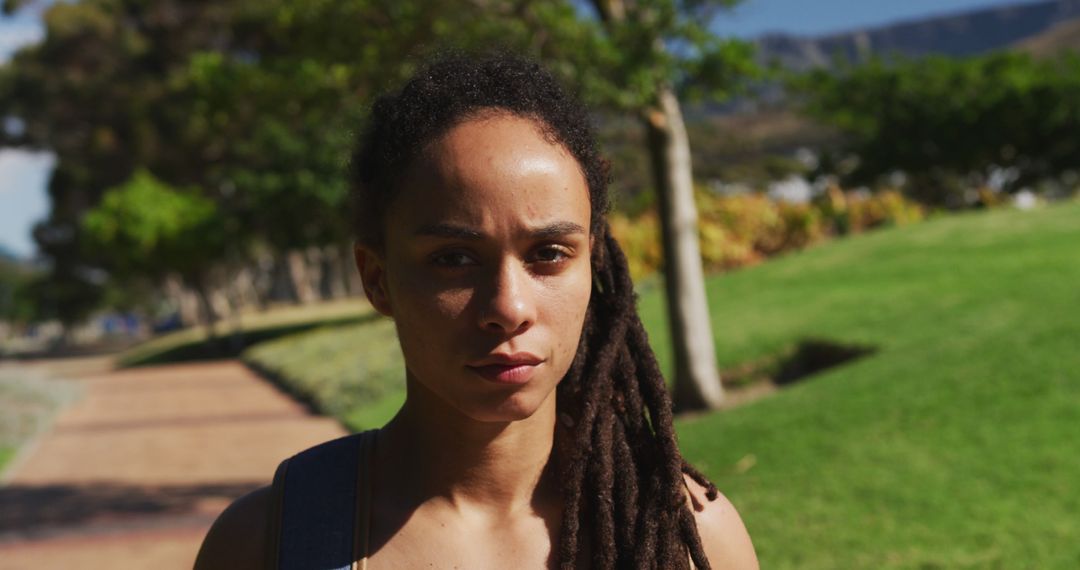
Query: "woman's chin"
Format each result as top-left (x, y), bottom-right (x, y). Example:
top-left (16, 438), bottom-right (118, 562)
top-left (458, 390), bottom-right (554, 424)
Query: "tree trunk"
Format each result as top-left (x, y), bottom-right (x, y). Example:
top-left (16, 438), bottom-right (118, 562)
top-left (287, 249), bottom-right (318, 305)
top-left (304, 246), bottom-right (328, 300)
top-left (642, 86), bottom-right (725, 410)
top-left (269, 252), bottom-right (298, 304)
top-left (165, 275), bottom-right (201, 328)
top-left (191, 279), bottom-right (219, 341)
top-left (232, 266), bottom-right (262, 311)
top-left (321, 244), bottom-right (348, 299)
top-left (250, 251), bottom-right (274, 309)
top-left (210, 285), bottom-right (231, 321)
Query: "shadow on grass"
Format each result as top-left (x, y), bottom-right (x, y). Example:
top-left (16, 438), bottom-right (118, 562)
top-left (774, 338), bottom-right (877, 386)
top-left (243, 358), bottom-right (330, 424)
top-left (121, 312), bottom-right (380, 368)
top-left (711, 338), bottom-right (877, 410)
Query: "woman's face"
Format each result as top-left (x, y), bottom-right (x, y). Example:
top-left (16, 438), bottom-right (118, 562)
top-left (358, 113), bottom-right (594, 423)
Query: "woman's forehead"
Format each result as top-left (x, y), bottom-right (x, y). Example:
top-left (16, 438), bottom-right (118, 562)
top-left (426, 114), bottom-right (581, 181)
top-left (387, 114), bottom-right (592, 235)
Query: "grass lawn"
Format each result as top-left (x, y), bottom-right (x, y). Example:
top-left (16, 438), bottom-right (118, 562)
top-left (118, 298), bottom-right (375, 367)
top-left (243, 200), bottom-right (1080, 568)
top-left (0, 446), bottom-right (14, 475)
top-left (670, 200), bottom-right (1080, 569)
top-left (244, 317), bottom-right (406, 430)
top-left (0, 366), bottom-right (78, 479)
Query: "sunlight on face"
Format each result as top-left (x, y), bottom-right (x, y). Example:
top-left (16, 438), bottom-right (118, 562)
top-left (380, 113), bottom-right (593, 422)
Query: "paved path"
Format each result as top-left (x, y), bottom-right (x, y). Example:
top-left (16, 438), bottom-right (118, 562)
top-left (0, 359), bottom-right (347, 569)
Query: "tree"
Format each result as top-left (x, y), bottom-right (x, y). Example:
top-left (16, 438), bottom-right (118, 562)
top-left (0, 255), bottom-right (40, 325)
top-left (3, 0), bottom-right (758, 404)
top-left (1, 0), bottom-right (252, 324)
top-left (793, 52), bottom-right (1080, 206)
top-left (82, 169), bottom-right (227, 331)
top-left (527, 0), bottom-right (757, 409)
top-left (1, 0), bottom-right (517, 316)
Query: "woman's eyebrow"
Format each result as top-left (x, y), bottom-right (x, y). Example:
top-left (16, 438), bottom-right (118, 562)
top-left (413, 221), bottom-right (586, 240)
top-left (413, 222), bottom-right (484, 240)
top-left (529, 221), bottom-right (587, 239)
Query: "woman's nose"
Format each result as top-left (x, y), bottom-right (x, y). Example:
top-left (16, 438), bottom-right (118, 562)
top-left (477, 260), bottom-right (535, 335)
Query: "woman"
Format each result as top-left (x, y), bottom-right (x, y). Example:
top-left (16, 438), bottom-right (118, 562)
top-left (196, 53), bottom-right (757, 570)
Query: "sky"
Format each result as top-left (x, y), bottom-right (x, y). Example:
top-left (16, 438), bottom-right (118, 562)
top-left (0, 0), bottom-right (1051, 258)
top-left (711, 0), bottom-right (1047, 38)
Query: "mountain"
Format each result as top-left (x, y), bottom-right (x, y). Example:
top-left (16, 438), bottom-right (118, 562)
top-left (757, 0), bottom-right (1080, 69)
top-left (1013, 17), bottom-right (1080, 55)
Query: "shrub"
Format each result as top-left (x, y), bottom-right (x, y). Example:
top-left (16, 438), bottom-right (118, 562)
top-left (610, 188), bottom-right (924, 280)
top-left (242, 318), bottom-right (405, 421)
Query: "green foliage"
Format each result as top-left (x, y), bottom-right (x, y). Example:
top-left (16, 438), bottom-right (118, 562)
top-left (171, 50), bottom-right (360, 249)
top-left (18, 265), bottom-right (106, 326)
top-left (526, 0), bottom-right (758, 111)
top-left (2, 0), bottom-right (760, 325)
top-left (793, 52), bottom-right (1080, 205)
top-left (81, 169), bottom-right (226, 283)
top-left (1, 0), bottom-right (252, 322)
top-left (0, 258), bottom-right (39, 323)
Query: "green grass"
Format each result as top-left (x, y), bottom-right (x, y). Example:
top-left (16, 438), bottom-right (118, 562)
top-left (243, 317), bottom-right (406, 431)
top-left (0, 366), bottom-right (78, 479)
top-left (671, 201), bottom-right (1080, 569)
top-left (0, 446), bottom-right (14, 475)
top-left (242, 200), bottom-right (1080, 568)
top-left (118, 299), bottom-right (375, 367)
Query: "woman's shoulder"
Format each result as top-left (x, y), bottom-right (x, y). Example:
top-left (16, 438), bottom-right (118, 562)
top-left (194, 485), bottom-right (273, 570)
top-left (195, 431), bottom-right (377, 569)
top-left (683, 474), bottom-right (760, 570)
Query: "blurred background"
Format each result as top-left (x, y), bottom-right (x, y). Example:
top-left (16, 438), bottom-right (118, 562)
top-left (1, 0), bottom-right (1078, 568)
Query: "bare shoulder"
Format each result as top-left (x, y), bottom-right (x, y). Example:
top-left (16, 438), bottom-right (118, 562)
top-left (683, 474), bottom-right (759, 570)
top-left (194, 485), bottom-right (273, 570)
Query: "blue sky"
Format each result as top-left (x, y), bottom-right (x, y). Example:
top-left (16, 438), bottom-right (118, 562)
top-left (0, 0), bottom-right (1050, 258)
top-left (711, 0), bottom-right (1047, 38)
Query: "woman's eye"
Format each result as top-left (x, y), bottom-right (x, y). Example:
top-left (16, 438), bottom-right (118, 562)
top-left (431, 252), bottom-right (477, 267)
top-left (532, 246), bottom-right (570, 264)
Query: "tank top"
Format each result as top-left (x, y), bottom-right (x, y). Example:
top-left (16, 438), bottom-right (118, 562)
top-left (269, 430), bottom-right (377, 570)
top-left (267, 430), bottom-right (698, 569)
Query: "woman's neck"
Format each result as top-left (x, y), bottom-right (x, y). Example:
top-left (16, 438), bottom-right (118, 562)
top-left (376, 375), bottom-right (561, 518)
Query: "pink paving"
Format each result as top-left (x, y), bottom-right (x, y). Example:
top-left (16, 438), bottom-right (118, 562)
top-left (0, 359), bottom-right (347, 569)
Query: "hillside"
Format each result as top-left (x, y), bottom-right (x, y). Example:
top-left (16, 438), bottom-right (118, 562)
top-left (1014, 16), bottom-right (1080, 55)
top-left (757, 0), bottom-right (1080, 69)
top-left (664, 200), bottom-right (1080, 568)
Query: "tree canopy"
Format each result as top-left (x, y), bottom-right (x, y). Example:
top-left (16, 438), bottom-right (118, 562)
top-left (81, 169), bottom-right (225, 284)
top-left (793, 52), bottom-right (1080, 205)
top-left (3, 0), bottom-right (760, 403)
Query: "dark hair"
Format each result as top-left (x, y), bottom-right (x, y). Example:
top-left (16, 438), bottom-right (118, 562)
top-left (351, 53), bottom-right (609, 250)
top-left (351, 53), bottom-right (718, 570)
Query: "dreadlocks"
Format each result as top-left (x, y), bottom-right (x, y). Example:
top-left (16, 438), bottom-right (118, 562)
top-left (352, 51), bottom-right (719, 570)
top-left (557, 227), bottom-right (719, 569)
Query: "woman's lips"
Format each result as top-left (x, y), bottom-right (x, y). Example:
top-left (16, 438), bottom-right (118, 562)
top-left (467, 363), bottom-right (538, 384)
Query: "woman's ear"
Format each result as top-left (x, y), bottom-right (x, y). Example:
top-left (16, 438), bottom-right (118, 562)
top-left (354, 243), bottom-right (393, 317)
